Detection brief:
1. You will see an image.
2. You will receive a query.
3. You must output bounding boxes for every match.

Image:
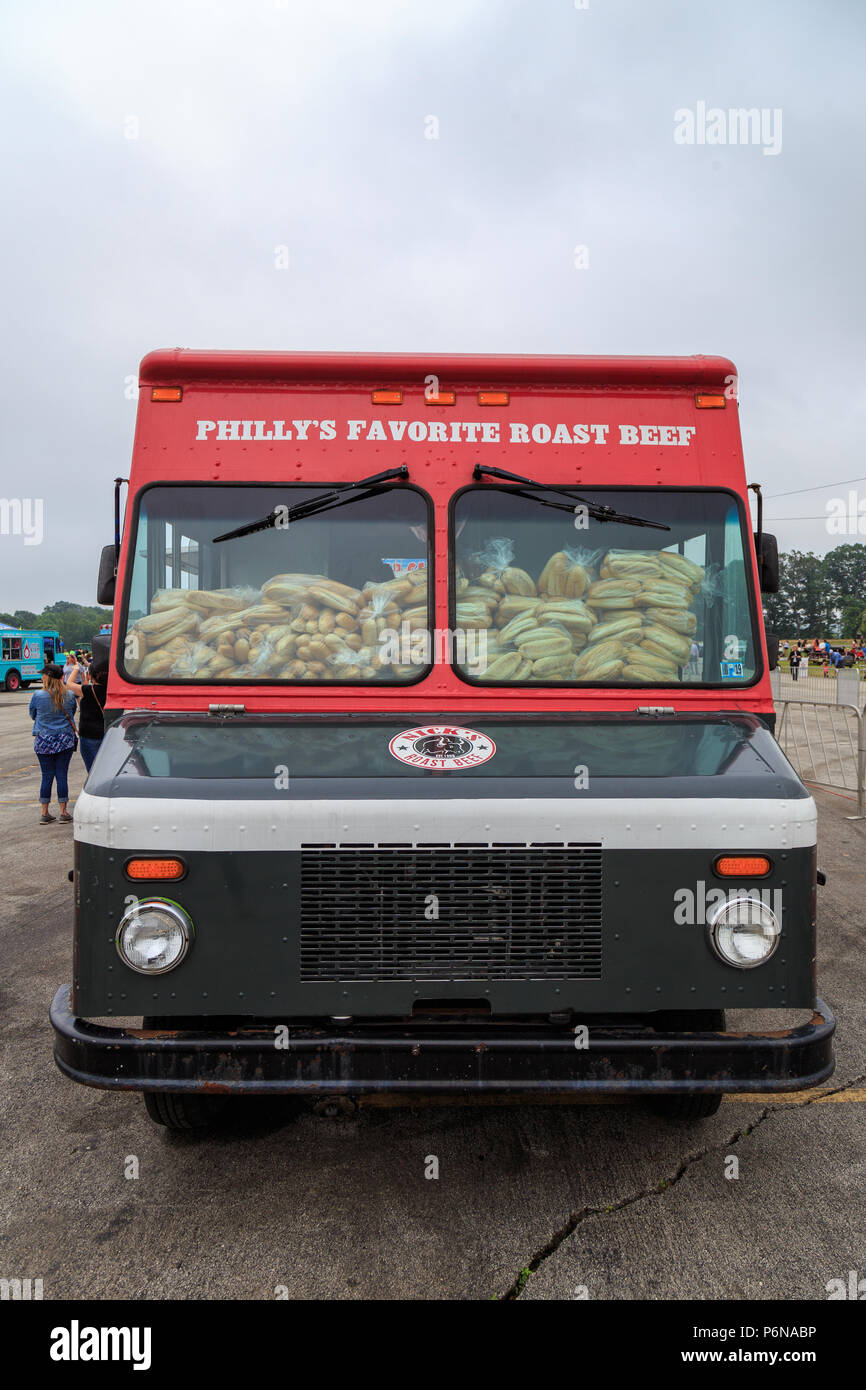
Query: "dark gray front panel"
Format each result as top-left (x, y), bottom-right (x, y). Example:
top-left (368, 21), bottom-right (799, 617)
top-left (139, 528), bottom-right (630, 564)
top-left (75, 843), bottom-right (815, 1017)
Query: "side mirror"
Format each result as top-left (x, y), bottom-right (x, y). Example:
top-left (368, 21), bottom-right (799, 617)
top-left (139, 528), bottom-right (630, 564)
top-left (765, 632), bottom-right (779, 671)
top-left (97, 544), bottom-right (117, 606)
top-left (754, 532), bottom-right (779, 593)
top-left (90, 632), bottom-right (111, 679)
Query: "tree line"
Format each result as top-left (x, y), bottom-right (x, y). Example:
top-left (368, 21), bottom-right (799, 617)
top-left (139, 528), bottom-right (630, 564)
top-left (763, 543), bottom-right (866, 639)
top-left (0, 600), bottom-right (110, 651)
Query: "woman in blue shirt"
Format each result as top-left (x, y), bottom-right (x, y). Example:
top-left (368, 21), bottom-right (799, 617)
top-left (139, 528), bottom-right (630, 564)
top-left (29, 663), bottom-right (78, 823)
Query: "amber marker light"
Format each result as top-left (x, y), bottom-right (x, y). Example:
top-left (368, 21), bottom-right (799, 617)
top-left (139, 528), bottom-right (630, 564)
top-left (371, 388), bottom-right (403, 404)
top-left (478, 391), bottom-right (510, 406)
top-left (695, 393), bottom-right (726, 408)
top-left (714, 855), bottom-right (771, 878)
top-left (125, 857), bottom-right (187, 881)
top-left (150, 387), bottom-right (183, 402)
top-left (424, 389), bottom-right (456, 405)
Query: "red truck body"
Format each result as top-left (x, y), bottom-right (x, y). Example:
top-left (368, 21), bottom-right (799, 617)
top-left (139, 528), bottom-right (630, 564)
top-left (107, 349), bottom-right (771, 716)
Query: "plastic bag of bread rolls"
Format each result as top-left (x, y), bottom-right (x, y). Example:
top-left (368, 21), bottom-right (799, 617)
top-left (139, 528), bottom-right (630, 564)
top-left (470, 536), bottom-right (536, 597)
top-left (538, 547), bottom-right (601, 599)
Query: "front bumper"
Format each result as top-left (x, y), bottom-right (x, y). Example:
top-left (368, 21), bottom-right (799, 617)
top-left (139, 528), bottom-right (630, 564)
top-left (50, 986), bottom-right (836, 1096)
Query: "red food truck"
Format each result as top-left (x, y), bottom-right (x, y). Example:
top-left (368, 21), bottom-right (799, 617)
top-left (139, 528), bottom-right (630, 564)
top-left (51, 351), bottom-right (834, 1128)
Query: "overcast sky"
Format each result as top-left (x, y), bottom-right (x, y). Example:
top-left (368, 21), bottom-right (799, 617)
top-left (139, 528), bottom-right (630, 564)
top-left (1, 0), bottom-right (864, 614)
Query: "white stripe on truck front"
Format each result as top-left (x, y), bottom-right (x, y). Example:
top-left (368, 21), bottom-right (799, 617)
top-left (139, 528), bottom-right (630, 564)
top-left (73, 792), bottom-right (816, 852)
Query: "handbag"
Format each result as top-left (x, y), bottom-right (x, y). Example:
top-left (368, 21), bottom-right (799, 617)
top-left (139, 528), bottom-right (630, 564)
top-left (61, 704), bottom-right (79, 752)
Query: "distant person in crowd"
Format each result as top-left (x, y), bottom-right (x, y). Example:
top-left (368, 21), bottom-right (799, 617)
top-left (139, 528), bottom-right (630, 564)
top-left (29, 663), bottom-right (78, 823)
top-left (68, 657), bottom-right (107, 772)
top-left (62, 651), bottom-right (77, 683)
top-left (789, 645), bottom-right (800, 681)
top-left (823, 657), bottom-right (829, 678)
top-left (799, 652), bottom-right (809, 677)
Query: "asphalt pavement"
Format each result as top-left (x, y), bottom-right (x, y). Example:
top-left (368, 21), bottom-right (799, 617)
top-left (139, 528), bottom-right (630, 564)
top-left (1, 689), bottom-right (863, 1301)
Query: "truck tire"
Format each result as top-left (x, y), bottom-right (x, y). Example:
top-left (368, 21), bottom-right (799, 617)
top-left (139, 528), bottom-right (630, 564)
top-left (649, 1010), bottom-right (725, 1120)
top-left (143, 1091), bottom-right (229, 1130)
top-left (4, 670), bottom-right (21, 691)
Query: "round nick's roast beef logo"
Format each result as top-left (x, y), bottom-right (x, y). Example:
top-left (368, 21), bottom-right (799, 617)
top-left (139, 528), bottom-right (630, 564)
top-left (388, 725), bottom-right (496, 770)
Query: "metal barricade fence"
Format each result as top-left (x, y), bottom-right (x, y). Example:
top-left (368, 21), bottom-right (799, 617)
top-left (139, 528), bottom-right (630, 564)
top-left (774, 697), bottom-right (865, 819)
top-left (772, 667), bottom-right (865, 707)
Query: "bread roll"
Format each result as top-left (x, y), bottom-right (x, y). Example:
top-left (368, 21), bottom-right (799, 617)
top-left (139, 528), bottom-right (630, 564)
top-left (307, 587), bottom-right (360, 616)
top-left (496, 596), bottom-right (541, 624)
top-left (573, 638), bottom-right (630, 677)
top-left (501, 566), bottom-right (537, 597)
top-left (642, 607), bottom-right (697, 636)
top-left (640, 625), bottom-right (692, 663)
top-left (536, 600), bottom-right (596, 635)
top-left (600, 551), bottom-right (664, 581)
top-left (498, 612), bottom-right (539, 644)
top-left (622, 660), bottom-right (678, 682)
top-left (456, 601), bottom-right (494, 629)
top-left (483, 652), bottom-right (523, 680)
top-left (538, 551), bottom-right (569, 597)
top-left (586, 579), bottom-right (642, 609)
top-left (658, 551), bottom-right (705, 585)
top-left (242, 603), bottom-right (291, 625)
top-left (531, 653), bottom-right (575, 678)
top-left (574, 656), bottom-right (624, 681)
top-left (184, 589), bottom-right (249, 614)
top-left (139, 649), bottom-right (176, 677)
top-left (150, 590), bottom-right (191, 614)
top-left (262, 574), bottom-right (329, 603)
top-left (563, 560), bottom-right (592, 600)
top-left (635, 581), bottom-right (692, 610)
top-left (512, 627), bottom-right (573, 660)
top-left (361, 577), bottom-right (414, 604)
top-left (586, 612), bottom-right (643, 643)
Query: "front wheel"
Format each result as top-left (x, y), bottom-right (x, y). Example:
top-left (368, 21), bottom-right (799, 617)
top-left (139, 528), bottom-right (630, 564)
top-left (4, 670), bottom-right (21, 691)
top-left (648, 1010), bottom-right (725, 1120)
top-left (143, 1091), bottom-right (229, 1130)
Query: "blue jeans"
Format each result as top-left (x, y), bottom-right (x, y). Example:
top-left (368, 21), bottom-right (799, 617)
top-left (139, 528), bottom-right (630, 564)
top-left (37, 748), bottom-right (74, 803)
top-left (79, 736), bottom-right (103, 773)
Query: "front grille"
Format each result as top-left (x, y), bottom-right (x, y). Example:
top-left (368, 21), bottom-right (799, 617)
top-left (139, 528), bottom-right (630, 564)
top-left (300, 844), bottom-right (603, 983)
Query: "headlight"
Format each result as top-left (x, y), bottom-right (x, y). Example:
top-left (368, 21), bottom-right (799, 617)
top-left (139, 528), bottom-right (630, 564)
top-left (707, 893), bottom-right (780, 969)
top-left (116, 899), bottom-right (193, 974)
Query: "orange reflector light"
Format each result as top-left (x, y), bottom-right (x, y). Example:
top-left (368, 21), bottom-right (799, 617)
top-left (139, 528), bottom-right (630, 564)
top-left (695, 393), bottom-right (726, 408)
top-left (371, 389), bottom-right (402, 405)
top-left (425, 390), bottom-right (456, 406)
top-left (125, 858), bottom-right (186, 881)
top-left (150, 387), bottom-right (183, 402)
top-left (478, 391), bottom-right (510, 406)
top-left (715, 856), bottom-right (771, 878)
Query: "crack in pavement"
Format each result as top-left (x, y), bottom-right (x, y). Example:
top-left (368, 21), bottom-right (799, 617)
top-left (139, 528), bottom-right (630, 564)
top-left (499, 1071), bottom-right (866, 1300)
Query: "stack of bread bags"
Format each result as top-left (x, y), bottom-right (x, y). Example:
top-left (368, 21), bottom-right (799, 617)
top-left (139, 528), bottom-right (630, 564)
top-left (124, 569), bottom-right (428, 680)
top-left (462, 546), bottom-right (703, 681)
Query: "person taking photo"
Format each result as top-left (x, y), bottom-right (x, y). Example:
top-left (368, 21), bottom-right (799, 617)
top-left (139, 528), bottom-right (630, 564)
top-left (28, 663), bottom-right (78, 823)
top-left (67, 657), bottom-right (107, 772)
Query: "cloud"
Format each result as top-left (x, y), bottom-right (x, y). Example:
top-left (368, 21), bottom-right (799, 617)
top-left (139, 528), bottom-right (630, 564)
top-left (0, 0), bottom-right (863, 609)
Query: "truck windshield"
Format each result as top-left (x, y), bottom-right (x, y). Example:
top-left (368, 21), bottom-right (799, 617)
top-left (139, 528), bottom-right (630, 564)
top-left (121, 484), bottom-right (431, 683)
top-left (452, 487), bottom-right (759, 686)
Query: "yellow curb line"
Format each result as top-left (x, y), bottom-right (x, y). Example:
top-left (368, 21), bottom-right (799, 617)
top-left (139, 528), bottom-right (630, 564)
top-left (359, 1088), bottom-right (865, 1110)
top-left (725, 1087), bottom-right (866, 1104)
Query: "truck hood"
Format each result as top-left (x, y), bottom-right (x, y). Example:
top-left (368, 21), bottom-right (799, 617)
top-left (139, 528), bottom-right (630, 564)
top-left (75, 711), bottom-right (814, 853)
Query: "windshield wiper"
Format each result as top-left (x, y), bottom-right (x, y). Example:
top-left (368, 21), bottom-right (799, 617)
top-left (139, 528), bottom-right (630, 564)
top-left (472, 465), bottom-right (671, 531)
top-left (213, 466), bottom-right (410, 543)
